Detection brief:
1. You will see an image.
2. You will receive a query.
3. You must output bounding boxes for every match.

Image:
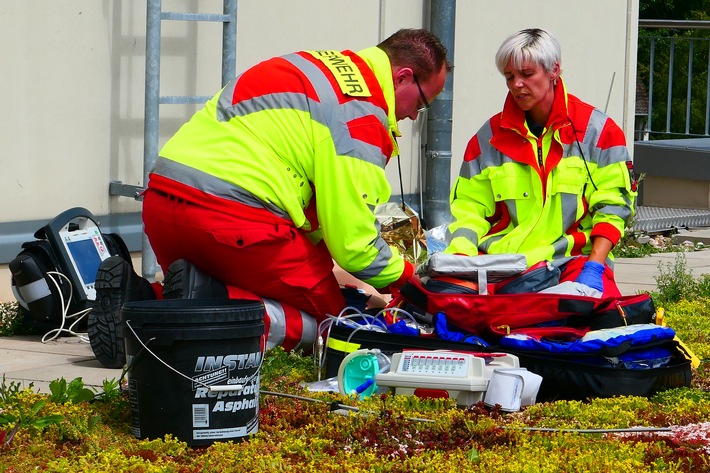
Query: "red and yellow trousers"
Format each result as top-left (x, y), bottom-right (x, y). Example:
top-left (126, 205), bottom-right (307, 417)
top-left (142, 177), bottom-right (346, 351)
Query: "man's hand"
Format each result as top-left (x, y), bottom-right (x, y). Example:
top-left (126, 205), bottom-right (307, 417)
top-left (377, 260), bottom-right (415, 296)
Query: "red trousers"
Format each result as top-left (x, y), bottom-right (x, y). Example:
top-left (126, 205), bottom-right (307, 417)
top-left (142, 186), bottom-right (346, 325)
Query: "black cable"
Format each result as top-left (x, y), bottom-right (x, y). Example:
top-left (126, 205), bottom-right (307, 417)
top-left (396, 154), bottom-right (405, 210)
top-left (260, 390), bottom-right (434, 423)
top-left (260, 389), bottom-right (680, 433)
top-left (568, 117), bottom-right (598, 191)
top-left (391, 132), bottom-right (405, 210)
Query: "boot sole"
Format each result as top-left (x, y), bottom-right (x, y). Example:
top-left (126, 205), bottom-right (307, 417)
top-left (162, 260), bottom-right (185, 300)
top-left (87, 256), bottom-right (130, 368)
top-left (162, 259), bottom-right (228, 299)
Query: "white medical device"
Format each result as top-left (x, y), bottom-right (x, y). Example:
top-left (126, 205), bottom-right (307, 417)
top-left (47, 208), bottom-right (113, 301)
top-left (375, 349), bottom-right (520, 406)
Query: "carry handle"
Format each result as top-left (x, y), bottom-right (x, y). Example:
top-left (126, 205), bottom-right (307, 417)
top-left (34, 207), bottom-right (98, 239)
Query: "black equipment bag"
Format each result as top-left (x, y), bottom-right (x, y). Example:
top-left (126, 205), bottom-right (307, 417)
top-left (499, 342), bottom-right (692, 401)
top-left (323, 323), bottom-right (692, 402)
top-left (9, 207), bottom-right (132, 332)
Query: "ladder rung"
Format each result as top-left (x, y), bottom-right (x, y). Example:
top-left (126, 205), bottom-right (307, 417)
top-left (160, 96), bottom-right (212, 105)
top-left (161, 12), bottom-right (231, 22)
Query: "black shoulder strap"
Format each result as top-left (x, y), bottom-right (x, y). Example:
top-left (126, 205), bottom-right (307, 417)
top-left (102, 233), bottom-right (133, 268)
top-left (398, 279), bottom-right (428, 310)
top-left (20, 240), bottom-right (61, 272)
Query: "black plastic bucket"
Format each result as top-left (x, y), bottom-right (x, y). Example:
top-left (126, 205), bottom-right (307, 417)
top-left (122, 298), bottom-right (265, 446)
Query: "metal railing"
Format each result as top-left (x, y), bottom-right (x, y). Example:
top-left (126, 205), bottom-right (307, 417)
top-left (637, 19), bottom-right (710, 139)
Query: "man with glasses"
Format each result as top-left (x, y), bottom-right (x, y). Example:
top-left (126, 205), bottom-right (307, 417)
top-left (88, 28), bottom-right (450, 366)
top-left (414, 75), bottom-right (431, 113)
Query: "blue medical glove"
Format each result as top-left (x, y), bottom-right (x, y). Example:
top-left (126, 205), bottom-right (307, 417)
top-left (574, 261), bottom-right (605, 293)
top-left (434, 312), bottom-right (489, 347)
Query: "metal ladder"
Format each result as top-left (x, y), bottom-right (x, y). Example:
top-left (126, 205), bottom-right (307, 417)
top-left (110, 0), bottom-right (238, 280)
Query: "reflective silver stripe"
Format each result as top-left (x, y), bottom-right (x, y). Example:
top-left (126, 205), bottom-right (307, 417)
top-left (576, 109), bottom-right (607, 165)
top-left (152, 158), bottom-right (290, 219)
top-left (479, 234), bottom-right (504, 253)
top-left (596, 201), bottom-right (634, 221)
top-left (601, 144), bottom-right (629, 166)
top-left (508, 200), bottom-right (519, 227)
top-left (461, 122), bottom-right (515, 179)
top-left (559, 192), bottom-right (579, 231)
top-left (264, 298), bottom-right (286, 351)
top-left (552, 255), bottom-right (574, 267)
top-left (351, 236), bottom-right (393, 281)
top-left (284, 53), bottom-right (389, 169)
top-left (561, 141), bottom-right (580, 160)
top-left (551, 236), bottom-right (572, 260)
top-left (264, 298), bottom-right (317, 352)
top-left (447, 227), bottom-right (478, 247)
top-left (562, 130), bottom-right (625, 166)
top-left (297, 313), bottom-right (317, 351)
top-left (17, 278), bottom-right (51, 304)
top-left (349, 208), bottom-right (396, 281)
top-left (217, 53), bottom-right (389, 169)
top-left (573, 109), bottom-right (629, 167)
top-left (216, 76), bottom-right (241, 121)
top-left (221, 90), bottom-right (312, 121)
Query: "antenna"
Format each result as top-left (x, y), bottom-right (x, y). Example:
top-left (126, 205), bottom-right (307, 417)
top-left (604, 71), bottom-right (616, 114)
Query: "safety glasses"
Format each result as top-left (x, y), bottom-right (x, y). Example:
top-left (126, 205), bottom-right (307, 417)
top-left (413, 75), bottom-right (430, 113)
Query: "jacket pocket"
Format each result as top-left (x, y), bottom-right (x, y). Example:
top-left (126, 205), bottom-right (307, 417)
top-left (490, 170), bottom-right (533, 202)
top-left (550, 159), bottom-right (588, 195)
top-left (210, 223), bottom-right (296, 249)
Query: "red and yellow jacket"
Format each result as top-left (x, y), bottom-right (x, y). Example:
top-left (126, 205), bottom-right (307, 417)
top-left (150, 46), bottom-right (408, 288)
top-left (446, 78), bottom-right (637, 266)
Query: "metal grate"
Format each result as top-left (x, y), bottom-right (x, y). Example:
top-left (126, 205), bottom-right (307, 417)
top-left (633, 206), bottom-right (710, 233)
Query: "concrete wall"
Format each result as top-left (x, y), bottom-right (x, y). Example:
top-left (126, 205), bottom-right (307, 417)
top-left (0, 0), bottom-right (639, 301)
top-left (635, 138), bottom-right (710, 209)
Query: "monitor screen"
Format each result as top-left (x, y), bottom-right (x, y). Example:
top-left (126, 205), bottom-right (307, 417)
top-left (66, 239), bottom-right (103, 286)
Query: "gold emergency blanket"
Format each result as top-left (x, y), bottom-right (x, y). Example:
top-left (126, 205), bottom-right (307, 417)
top-left (375, 202), bottom-right (427, 265)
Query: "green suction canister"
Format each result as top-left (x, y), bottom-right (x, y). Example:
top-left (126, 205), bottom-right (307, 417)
top-left (337, 348), bottom-right (385, 399)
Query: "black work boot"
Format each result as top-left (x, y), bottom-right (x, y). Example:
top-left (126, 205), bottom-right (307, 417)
top-left (88, 256), bottom-right (155, 368)
top-left (162, 259), bottom-right (228, 299)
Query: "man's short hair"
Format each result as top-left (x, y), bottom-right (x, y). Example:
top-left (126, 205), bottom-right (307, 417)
top-left (378, 28), bottom-right (451, 80)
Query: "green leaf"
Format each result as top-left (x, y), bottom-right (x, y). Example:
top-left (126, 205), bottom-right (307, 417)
top-left (48, 378), bottom-right (68, 403)
top-left (30, 415), bottom-right (64, 430)
top-left (468, 447), bottom-right (480, 463)
top-left (29, 400), bottom-right (47, 417)
top-left (0, 414), bottom-right (17, 425)
top-left (49, 377), bottom-right (95, 404)
top-left (71, 388), bottom-right (97, 404)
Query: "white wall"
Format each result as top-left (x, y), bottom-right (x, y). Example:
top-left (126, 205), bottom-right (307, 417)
top-left (0, 0), bottom-right (638, 301)
top-left (451, 1), bottom-right (639, 184)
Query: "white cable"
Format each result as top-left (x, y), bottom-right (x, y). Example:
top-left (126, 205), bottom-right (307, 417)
top-left (124, 319), bottom-right (266, 392)
top-left (316, 310), bottom-right (359, 373)
top-left (375, 306), bottom-right (420, 332)
top-left (316, 307), bottom-right (384, 373)
top-left (41, 271), bottom-right (91, 344)
top-left (345, 323), bottom-right (374, 346)
top-left (316, 305), bottom-right (420, 372)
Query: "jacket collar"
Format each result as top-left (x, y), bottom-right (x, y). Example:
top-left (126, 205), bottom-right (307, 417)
top-left (356, 46), bottom-right (401, 140)
top-left (500, 77), bottom-right (570, 135)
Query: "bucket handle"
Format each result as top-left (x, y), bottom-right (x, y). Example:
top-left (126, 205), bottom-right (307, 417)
top-left (124, 319), bottom-right (264, 394)
top-left (119, 336), bottom-right (153, 387)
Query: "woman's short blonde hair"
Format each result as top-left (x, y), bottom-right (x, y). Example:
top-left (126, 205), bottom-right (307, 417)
top-left (495, 28), bottom-right (561, 75)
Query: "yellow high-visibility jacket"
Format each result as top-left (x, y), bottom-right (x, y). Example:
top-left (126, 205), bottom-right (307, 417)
top-left (152, 47), bottom-right (406, 288)
top-left (446, 79), bottom-right (637, 266)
